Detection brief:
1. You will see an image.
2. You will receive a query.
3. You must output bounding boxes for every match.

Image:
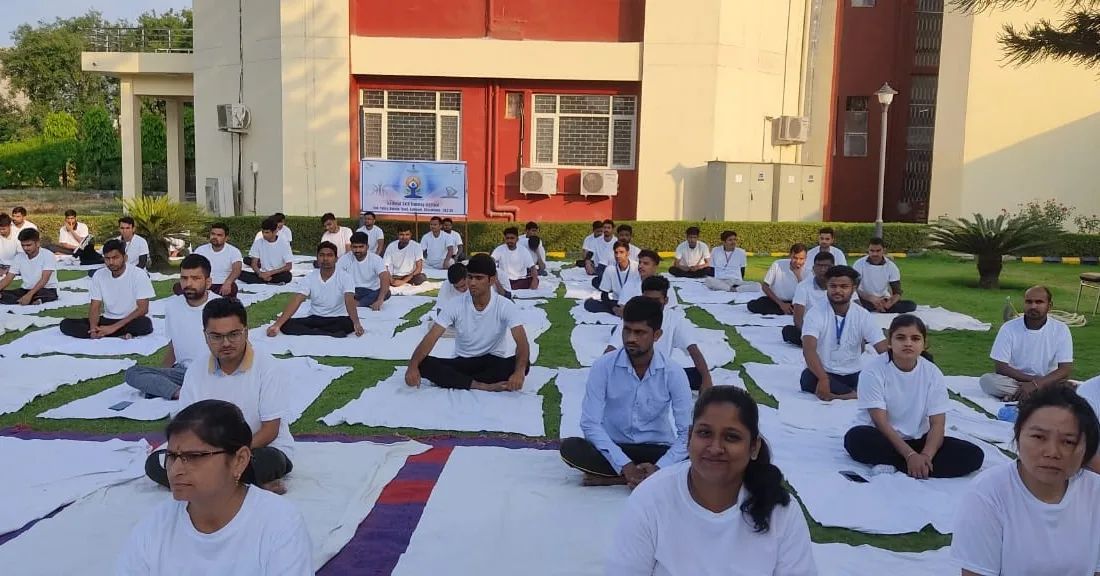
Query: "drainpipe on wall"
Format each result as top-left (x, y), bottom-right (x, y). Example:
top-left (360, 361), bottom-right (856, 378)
top-left (484, 83), bottom-right (518, 221)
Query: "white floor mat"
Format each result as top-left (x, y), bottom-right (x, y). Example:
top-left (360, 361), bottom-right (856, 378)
top-left (235, 278), bottom-right (304, 295)
top-left (570, 324), bottom-right (735, 370)
top-left (871, 306), bottom-right (991, 332)
top-left (0, 440), bottom-right (429, 574)
top-left (0, 437), bottom-right (149, 535)
top-left (676, 283), bottom-right (760, 305)
top-left (563, 281), bottom-right (602, 301)
top-left (558, 267), bottom-right (593, 283)
top-left (698, 303), bottom-right (793, 327)
top-left (389, 281), bottom-right (442, 296)
top-left (56, 276), bottom-right (90, 291)
top-left (509, 276), bottom-right (561, 299)
top-left (735, 326), bottom-right (806, 365)
top-left (367, 306), bottom-right (550, 362)
top-left (145, 288), bottom-right (288, 316)
top-left (0, 290), bottom-right (89, 315)
top-left (249, 319), bottom-right (402, 357)
top-left (945, 374), bottom-right (1007, 416)
top-left (321, 366), bottom-right (556, 436)
top-left (0, 356), bottom-right (135, 416)
top-left (570, 301), bottom-right (620, 325)
top-left (0, 313), bottom-right (62, 336)
top-left (0, 318), bottom-right (168, 358)
top-left (424, 266), bottom-right (449, 280)
top-left (813, 543), bottom-right (953, 576)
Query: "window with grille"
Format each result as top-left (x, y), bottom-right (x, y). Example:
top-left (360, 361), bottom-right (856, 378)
top-left (903, 75), bottom-right (939, 208)
top-left (851, 0), bottom-right (876, 6)
top-left (914, 0), bottom-right (944, 68)
top-left (843, 96), bottom-right (869, 157)
top-left (359, 89), bottom-right (461, 161)
top-left (531, 94), bottom-right (637, 169)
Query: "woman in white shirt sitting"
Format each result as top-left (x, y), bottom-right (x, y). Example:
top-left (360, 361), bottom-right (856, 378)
top-left (844, 314), bottom-right (985, 478)
top-left (606, 386), bottom-right (817, 576)
top-left (119, 399), bottom-right (313, 575)
top-left (951, 383), bottom-right (1100, 576)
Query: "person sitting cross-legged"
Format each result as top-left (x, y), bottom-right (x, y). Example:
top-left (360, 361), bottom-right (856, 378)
top-left (421, 216), bottom-right (456, 272)
top-left (0, 213), bottom-right (18, 267)
top-left (239, 217), bottom-right (293, 285)
top-left (703, 230), bottom-right (760, 292)
top-left (561, 296), bottom-right (693, 487)
top-left (60, 239), bottom-right (155, 339)
top-left (320, 212), bottom-right (354, 258)
top-left (0, 228), bottom-right (59, 306)
top-left (806, 226), bottom-right (847, 266)
top-left (384, 223), bottom-right (427, 287)
top-left (781, 251), bottom-right (835, 346)
top-left (853, 237), bottom-right (916, 314)
top-left (441, 217), bottom-right (465, 262)
top-left (113, 216), bottom-right (150, 270)
top-left (10, 206), bottom-right (36, 234)
top-left (746, 243), bottom-right (807, 315)
top-left (47, 209), bottom-right (103, 265)
top-left (591, 224), bottom-right (641, 290)
top-left (587, 219), bottom-right (617, 279)
top-left (405, 254), bottom-right (530, 392)
top-left (125, 254), bottom-right (218, 400)
top-left (844, 314), bottom-right (985, 479)
top-left (583, 241), bottom-right (640, 316)
top-left (188, 222), bottom-right (242, 298)
top-left (618, 249), bottom-right (680, 307)
top-left (266, 242), bottom-right (363, 338)
top-left (524, 221), bottom-right (548, 276)
top-left (799, 265), bottom-right (888, 401)
top-left (356, 211), bottom-right (386, 256)
top-left (668, 226), bottom-right (711, 278)
top-left (253, 212), bottom-right (293, 245)
top-left (492, 226), bottom-right (539, 292)
top-left (979, 285), bottom-right (1074, 401)
top-left (577, 220), bottom-right (603, 269)
top-left (338, 231), bottom-right (391, 310)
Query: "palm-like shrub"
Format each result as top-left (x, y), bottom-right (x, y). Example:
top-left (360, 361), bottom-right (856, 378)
top-left (929, 213), bottom-right (1061, 289)
top-left (124, 195), bottom-right (205, 271)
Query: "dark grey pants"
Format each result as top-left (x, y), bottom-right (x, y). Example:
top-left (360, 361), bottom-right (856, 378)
top-left (559, 438), bottom-right (670, 477)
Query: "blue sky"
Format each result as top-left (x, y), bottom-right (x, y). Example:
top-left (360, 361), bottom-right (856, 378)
top-left (0, 0), bottom-right (191, 47)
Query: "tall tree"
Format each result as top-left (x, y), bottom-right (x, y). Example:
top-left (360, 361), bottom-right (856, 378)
top-left (953, 0), bottom-right (1100, 66)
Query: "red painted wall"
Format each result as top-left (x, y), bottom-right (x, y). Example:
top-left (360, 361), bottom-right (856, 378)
top-left (351, 0), bottom-right (645, 42)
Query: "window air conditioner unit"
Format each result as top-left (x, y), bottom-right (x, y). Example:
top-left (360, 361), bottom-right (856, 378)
top-left (217, 103), bottom-right (251, 133)
top-left (774, 115), bottom-right (810, 144)
top-left (519, 168), bottom-right (558, 195)
top-left (580, 170), bottom-right (619, 197)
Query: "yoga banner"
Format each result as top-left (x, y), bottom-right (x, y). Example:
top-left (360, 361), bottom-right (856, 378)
top-left (359, 159), bottom-right (468, 216)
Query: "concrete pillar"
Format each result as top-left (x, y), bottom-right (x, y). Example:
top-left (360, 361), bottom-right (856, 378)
top-left (165, 99), bottom-right (186, 202)
top-left (120, 77), bottom-right (143, 200)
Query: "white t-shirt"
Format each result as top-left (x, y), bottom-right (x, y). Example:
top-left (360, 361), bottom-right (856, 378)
top-left (10, 248), bottom-right (58, 289)
top-left (356, 225), bottom-right (385, 252)
top-left (599, 261), bottom-right (641, 301)
top-left (248, 237), bottom-right (293, 274)
top-left (193, 243), bottom-right (243, 285)
top-left (254, 226), bottom-right (293, 244)
top-left (296, 269), bottom-right (353, 318)
top-left (110, 234), bottom-right (150, 267)
top-left (445, 229), bottom-right (463, 248)
top-left (592, 236), bottom-right (619, 267)
top-left (854, 355), bottom-right (950, 439)
top-left (710, 246), bottom-right (747, 282)
top-left (763, 258), bottom-right (804, 301)
top-left (675, 240), bottom-right (710, 268)
top-left (420, 232), bottom-right (455, 269)
top-left (117, 483), bottom-right (313, 576)
top-left (806, 245), bottom-right (847, 266)
top-left (802, 302), bottom-right (885, 375)
top-left (384, 240), bottom-right (423, 277)
top-left (989, 316), bottom-right (1073, 378)
top-left (951, 462), bottom-right (1100, 576)
top-left (606, 460), bottom-right (817, 576)
top-left (338, 252), bottom-right (386, 291)
top-left (0, 231), bottom-right (19, 264)
top-left (58, 221), bottom-right (90, 247)
top-left (853, 256), bottom-right (901, 299)
top-left (434, 290), bottom-right (522, 358)
top-left (164, 294), bottom-right (218, 368)
top-left (89, 265), bottom-right (156, 320)
top-left (491, 244), bottom-right (536, 281)
top-left (582, 234), bottom-right (600, 258)
top-left (12, 220), bottom-right (37, 233)
top-left (321, 226), bottom-right (354, 257)
top-left (608, 306), bottom-right (695, 359)
top-left (525, 237), bottom-right (547, 268)
top-left (792, 277), bottom-right (827, 311)
top-left (178, 348), bottom-right (295, 455)
top-left (620, 275), bottom-right (681, 308)
top-left (1077, 377), bottom-right (1100, 426)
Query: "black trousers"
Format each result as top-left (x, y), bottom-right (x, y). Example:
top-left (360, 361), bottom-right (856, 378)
top-left (393, 273), bottom-right (427, 286)
top-left (59, 316), bottom-right (154, 339)
top-left (0, 287), bottom-right (59, 305)
top-left (559, 437), bottom-right (670, 477)
top-left (510, 277), bottom-right (534, 290)
top-left (172, 282), bottom-right (238, 297)
top-left (781, 324), bottom-right (802, 346)
top-left (859, 299), bottom-right (918, 314)
top-left (280, 315), bottom-right (354, 337)
top-left (684, 367), bottom-right (703, 391)
top-left (844, 426), bottom-right (984, 478)
top-left (145, 446), bottom-right (293, 487)
top-left (583, 297), bottom-right (617, 314)
top-left (238, 270), bottom-right (293, 284)
top-left (668, 266), bottom-right (714, 279)
top-left (419, 354), bottom-right (525, 390)
top-left (747, 297), bottom-right (790, 316)
top-left (47, 243), bottom-right (104, 265)
top-left (590, 265), bottom-right (607, 289)
top-left (799, 368), bottom-right (860, 395)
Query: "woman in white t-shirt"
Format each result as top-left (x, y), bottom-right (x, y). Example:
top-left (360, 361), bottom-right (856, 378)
top-left (951, 383), bottom-right (1100, 576)
top-left (844, 315), bottom-right (985, 478)
top-left (119, 399), bottom-right (313, 575)
top-left (606, 386), bottom-right (817, 576)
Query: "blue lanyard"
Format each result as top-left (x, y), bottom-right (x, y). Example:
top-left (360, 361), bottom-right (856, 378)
top-left (616, 265), bottom-right (630, 287)
top-left (834, 313), bottom-right (847, 343)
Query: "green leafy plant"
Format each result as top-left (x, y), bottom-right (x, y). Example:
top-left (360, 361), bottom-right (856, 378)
top-left (124, 195), bottom-right (205, 271)
top-left (929, 213), bottom-right (1062, 289)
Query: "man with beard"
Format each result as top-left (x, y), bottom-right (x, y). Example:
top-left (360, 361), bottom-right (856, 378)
top-left (266, 242), bottom-right (362, 338)
top-left (357, 211), bottom-right (386, 256)
top-left (125, 254), bottom-right (218, 399)
top-left (853, 237), bottom-right (916, 314)
top-left (60, 239), bottom-right (155, 339)
top-left (384, 223), bottom-right (427, 287)
top-left (339, 231), bottom-right (391, 310)
top-left (980, 285), bottom-right (1074, 401)
top-left (746, 243), bottom-right (807, 315)
top-left (561, 296), bottom-right (693, 487)
top-left (0, 228), bottom-right (59, 305)
top-left (491, 226), bottom-right (539, 292)
top-left (191, 223), bottom-right (242, 297)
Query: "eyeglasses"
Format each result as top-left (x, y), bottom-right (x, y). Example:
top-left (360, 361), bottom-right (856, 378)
top-left (205, 330), bottom-right (247, 344)
top-left (158, 449), bottom-right (230, 467)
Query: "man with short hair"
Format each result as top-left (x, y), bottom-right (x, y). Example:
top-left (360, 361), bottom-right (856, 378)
top-left (339, 231), bottom-right (391, 310)
top-left (584, 241), bottom-right (639, 316)
top-left (782, 251), bottom-right (835, 346)
top-left (561, 296), bottom-right (692, 487)
top-left (384, 223), bottom-right (427, 286)
top-left (59, 239), bottom-right (155, 339)
top-left (591, 224), bottom-right (641, 290)
top-left (799, 265), bottom-right (889, 401)
top-left (704, 230), bottom-right (759, 292)
top-left (113, 216), bottom-right (150, 269)
top-left (587, 219), bottom-right (617, 279)
top-left (255, 212), bottom-right (293, 245)
top-left (437, 262), bottom-right (468, 308)
top-left (491, 226), bottom-right (539, 292)
top-left (266, 242), bottom-right (363, 338)
top-left (616, 249), bottom-right (679, 307)
top-left (0, 213), bottom-right (18, 267)
top-left (320, 213), bottom-right (353, 257)
top-left (747, 243), bottom-right (807, 315)
top-left (854, 237), bottom-right (915, 314)
top-left (806, 226), bottom-right (847, 266)
top-left (524, 221), bottom-right (548, 276)
top-left (442, 217), bottom-right (465, 262)
top-left (668, 226), bottom-right (711, 278)
top-left (48, 209), bottom-right (103, 264)
top-left (240, 217), bottom-right (294, 285)
top-left (356, 211), bottom-right (386, 256)
top-left (405, 253), bottom-right (530, 392)
top-left (980, 285), bottom-right (1074, 400)
top-left (125, 254), bottom-right (217, 399)
top-left (0, 228), bottom-right (59, 305)
top-left (10, 207), bottom-right (36, 233)
top-left (578, 220), bottom-right (603, 269)
top-left (421, 216), bottom-right (457, 271)
top-left (191, 223), bottom-right (242, 297)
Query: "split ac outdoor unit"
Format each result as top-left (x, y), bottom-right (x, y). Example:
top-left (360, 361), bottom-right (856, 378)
top-left (580, 170), bottom-right (619, 197)
top-left (519, 168), bottom-right (558, 195)
top-left (217, 103), bottom-right (251, 133)
top-left (774, 115), bottom-right (810, 144)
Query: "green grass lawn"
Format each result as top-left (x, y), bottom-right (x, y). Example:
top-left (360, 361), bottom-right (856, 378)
top-left (2, 254), bottom-right (1096, 552)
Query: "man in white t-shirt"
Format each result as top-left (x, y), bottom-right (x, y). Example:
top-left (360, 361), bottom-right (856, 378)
top-left (747, 243), bottom-right (807, 315)
top-left (111, 216), bottom-right (150, 269)
top-left (10, 206), bottom-right (36, 234)
top-left (524, 221), bottom-right (548, 276)
top-left (406, 254), bottom-right (530, 392)
top-left (421, 216), bottom-right (457, 271)
top-left (577, 220), bottom-right (603, 269)
top-left (668, 226), bottom-right (711, 278)
top-left (805, 226), bottom-right (847, 267)
top-left (59, 238), bottom-right (156, 339)
top-left (320, 212), bottom-right (354, 258)
top-left (853, 237), bottom-right (916, 314)
top-left (584, 241), bottom-right (640, 316)
top-left (491, 226), bottom-right (539, 292)
top-left (191, 223), bottom-right (242, 297)
top-left (384, 224), bottom-right (427, 286)
top-left (339, 231), bottom-right (391, 310)
top-left (591, 224), bottom-right (642, 290)
top-left (799, 265), bottom-right (888, 401)
top-left (1078, 376), bottom-right (1100, 473)
top-left (240, 217), bottom-right (294, 285)
top-left (48, 209), bottom-right (104, 265)
top-left (442, 217), bottom-right (465, 262)
top-left (356, 211), bottom-right (386, 256)
top-left (980, 285), bottom-right (1074, 400)
top-left (254, 212), bottom-right (293, 245)
top-left (703, 230), bottom-right (759, 292)
top-left (782, 251), bottom-right (836, 346)
top-left (266, 242), bottom-right (362, 338)
top-left (125, 254), bottom-right (218, 399)
top-left (0, 227), bottom-right (59, 305)
top-left (587, 219), bottom-right (617, 278)
top-left (620, 250), bottom-right (680, 307)
top-left (0, 213), bottom-right (18, 267)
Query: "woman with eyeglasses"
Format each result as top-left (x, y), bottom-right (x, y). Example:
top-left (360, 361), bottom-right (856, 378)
top-left (144, 298), bottom-right (295, 494)
top-left (120, 399), bottom-right (313, 575)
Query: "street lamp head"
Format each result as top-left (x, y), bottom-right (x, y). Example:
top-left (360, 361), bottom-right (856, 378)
top-left (875, 82), bottom-right (898, 107)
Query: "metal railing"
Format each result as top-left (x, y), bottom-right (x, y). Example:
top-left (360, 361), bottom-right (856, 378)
top-left (86, 27), bottom-right (193, 53)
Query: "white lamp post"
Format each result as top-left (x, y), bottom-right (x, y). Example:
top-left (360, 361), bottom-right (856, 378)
top-left (874, 82), bottom-right (898, 240)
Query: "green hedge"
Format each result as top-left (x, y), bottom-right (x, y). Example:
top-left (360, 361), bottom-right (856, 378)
top-left (0, 138), bottom-right (79, 188)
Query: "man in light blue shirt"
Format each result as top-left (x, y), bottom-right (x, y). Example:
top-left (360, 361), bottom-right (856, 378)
top-left (560, 296), bottom-right (693, 487)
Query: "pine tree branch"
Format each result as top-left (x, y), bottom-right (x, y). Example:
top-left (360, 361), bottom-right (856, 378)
top-left (999, 11), bottom-right (1100, 67)
top-left (952, 0), bottom-right (1100, 13)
